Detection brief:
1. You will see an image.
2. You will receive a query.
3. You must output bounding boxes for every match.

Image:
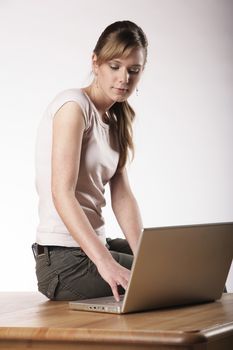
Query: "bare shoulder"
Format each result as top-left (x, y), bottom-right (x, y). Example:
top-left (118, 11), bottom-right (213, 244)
top-left (53, 101), bottom-right (85, 131)
top-left (51, 101), bottom-right (85, 193)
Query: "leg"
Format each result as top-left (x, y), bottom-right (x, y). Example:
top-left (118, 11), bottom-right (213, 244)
top-left (34, 240), bottom-right (133, 301)
top-left (106, 237), bottom-right (133, 255)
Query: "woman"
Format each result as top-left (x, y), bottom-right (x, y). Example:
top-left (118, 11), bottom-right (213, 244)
top-left (34, 20), bottom-right (148, 302)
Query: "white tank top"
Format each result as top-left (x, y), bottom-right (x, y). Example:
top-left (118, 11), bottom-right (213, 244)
top-left (35, 88), bottom-right (120, 247)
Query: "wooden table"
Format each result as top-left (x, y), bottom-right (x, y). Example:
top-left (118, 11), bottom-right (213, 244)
top-left (0, 292), bottom-right (232, 349)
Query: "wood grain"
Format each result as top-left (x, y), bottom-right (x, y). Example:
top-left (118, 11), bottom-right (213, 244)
top-left (0, 292), bottom-right (232, 349)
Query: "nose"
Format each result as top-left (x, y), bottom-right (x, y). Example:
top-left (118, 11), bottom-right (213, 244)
top-left (119, 68), bottom-right (129, 84)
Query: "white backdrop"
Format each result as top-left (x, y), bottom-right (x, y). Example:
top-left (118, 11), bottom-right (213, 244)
top-left (0, 0), bottom-right (232, 292)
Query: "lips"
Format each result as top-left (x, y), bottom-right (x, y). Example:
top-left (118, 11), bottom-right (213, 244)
top-left (113, 87), bottom-right (128, 93)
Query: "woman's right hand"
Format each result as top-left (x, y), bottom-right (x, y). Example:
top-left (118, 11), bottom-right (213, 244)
top-left (96, 258), bottom-right (131, 302)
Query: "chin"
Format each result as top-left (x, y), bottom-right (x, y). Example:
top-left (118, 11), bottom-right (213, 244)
top-left (113, 95), bottom-right (126, 101)
top-left (108, 88), bottom-right (130, 103)
top-left (112, 93), bottom-right (130, 103)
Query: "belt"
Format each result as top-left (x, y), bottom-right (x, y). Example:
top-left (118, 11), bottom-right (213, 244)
top-left (37, 244), bottom-right (48, 255)
top-left (36, 244), bottom-right (80, 256)
top-left (32, 243), bottom-right (83, 261)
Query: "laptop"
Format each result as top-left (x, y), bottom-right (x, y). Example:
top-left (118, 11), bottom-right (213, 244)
top-left (69, 222), bottom-right (233, 314)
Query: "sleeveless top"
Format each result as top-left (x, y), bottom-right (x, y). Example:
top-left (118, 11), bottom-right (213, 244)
top-left (35, 88), bottom-right (120, 246)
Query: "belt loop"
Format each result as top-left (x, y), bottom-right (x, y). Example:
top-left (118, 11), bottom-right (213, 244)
top-left (44, 246), bottom-right (51, 266)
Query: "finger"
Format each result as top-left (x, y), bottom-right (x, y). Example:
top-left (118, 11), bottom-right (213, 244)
top-left (111, 283), bottom-right (120, 302)
top-left (117, 276), bottom-right (129, 291)
top-left (117, 280), bottom-right (127, 291)
top-left (122, 281), bottom-right (128, 290)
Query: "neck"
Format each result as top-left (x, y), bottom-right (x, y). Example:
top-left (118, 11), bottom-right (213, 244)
top-left (83, 82), bottom-right (115, 118)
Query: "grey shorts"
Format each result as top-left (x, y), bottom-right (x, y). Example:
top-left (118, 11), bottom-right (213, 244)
top-left (33, 238), bottom-right (133, 301)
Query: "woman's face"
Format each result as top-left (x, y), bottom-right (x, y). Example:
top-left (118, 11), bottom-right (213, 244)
top-left (93, 47), bottom-right (145, 103)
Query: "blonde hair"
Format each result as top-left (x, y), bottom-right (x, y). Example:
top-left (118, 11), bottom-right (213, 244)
top-left (93, 20), bottom-right (148, 170)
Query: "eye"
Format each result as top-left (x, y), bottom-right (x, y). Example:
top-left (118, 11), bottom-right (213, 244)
top-left (109, 64), bottom-right (119, 70)
top-left (128, 67), bottom-right (141, 74)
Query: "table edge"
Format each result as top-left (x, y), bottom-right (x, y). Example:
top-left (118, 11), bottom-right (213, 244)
top-left (0, 327), bottom-right (209, 346)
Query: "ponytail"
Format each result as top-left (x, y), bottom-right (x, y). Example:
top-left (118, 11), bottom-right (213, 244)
top-left (109, 101), bottom-right (135, 170)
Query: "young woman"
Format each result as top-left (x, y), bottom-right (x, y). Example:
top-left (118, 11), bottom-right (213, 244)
top-left (34, 20), bottom-right (148, 302)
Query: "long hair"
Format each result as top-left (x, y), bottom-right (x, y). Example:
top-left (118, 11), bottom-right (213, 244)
top-left (93, 20), bottom-right (148, 170)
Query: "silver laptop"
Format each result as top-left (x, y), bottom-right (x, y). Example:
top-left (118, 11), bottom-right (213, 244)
top-left (69, 222), bottom-right (233, 314)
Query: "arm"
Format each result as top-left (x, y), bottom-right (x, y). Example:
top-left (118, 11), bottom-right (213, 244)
top-left (51, 102), bottom-right (130, 301)
top-left (109, 168), bottom-right (143, 255)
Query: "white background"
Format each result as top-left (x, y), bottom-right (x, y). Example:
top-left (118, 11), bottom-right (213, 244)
top-left (0, 0), bottom-right (232, 292)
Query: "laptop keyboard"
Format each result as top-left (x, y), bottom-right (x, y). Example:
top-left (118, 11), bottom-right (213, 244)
top-left (104, 295), bottom-right (124, 305)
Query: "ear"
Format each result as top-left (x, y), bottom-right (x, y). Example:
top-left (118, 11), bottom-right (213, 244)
top-left (92, 53), bottom-right (99, 76)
